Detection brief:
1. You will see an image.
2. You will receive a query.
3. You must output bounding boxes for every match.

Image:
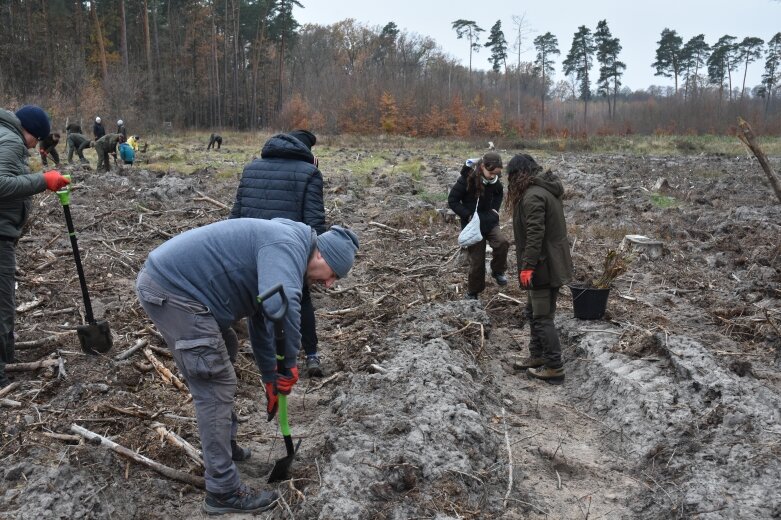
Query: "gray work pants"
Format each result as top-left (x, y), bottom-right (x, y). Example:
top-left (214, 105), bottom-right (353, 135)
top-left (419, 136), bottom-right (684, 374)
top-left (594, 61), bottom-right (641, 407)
top-left (524, 287), bottom-right (563, 368)
top-left (136, 268), bottom-right (241, 494)
top-left (0, 241), bottom-right (16, 382)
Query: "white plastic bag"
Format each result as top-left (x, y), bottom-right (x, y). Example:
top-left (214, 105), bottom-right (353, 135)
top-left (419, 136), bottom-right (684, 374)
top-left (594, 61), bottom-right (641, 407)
top-left (458, 198), bottom-right (483, 247)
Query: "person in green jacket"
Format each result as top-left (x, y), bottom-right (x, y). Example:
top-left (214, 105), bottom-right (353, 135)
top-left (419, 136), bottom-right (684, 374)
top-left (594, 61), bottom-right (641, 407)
top-left (94, 133), bottom-right (123, 172)
top-left (0, 105), bottom-right (70, 388)
top-left (505, 153), bottom-right (573, 384)
top-left (66, 133), bottom-right (92, 164)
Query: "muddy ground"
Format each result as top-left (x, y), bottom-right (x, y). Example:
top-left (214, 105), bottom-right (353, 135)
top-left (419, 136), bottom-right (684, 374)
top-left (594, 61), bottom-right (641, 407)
top-left (1, 140), bottom-right (779, 520)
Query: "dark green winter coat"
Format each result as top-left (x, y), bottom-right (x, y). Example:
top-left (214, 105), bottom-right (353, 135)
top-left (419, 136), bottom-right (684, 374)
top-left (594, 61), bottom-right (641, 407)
top-left (0, 109), bottom-right (46, 239)
top-left (512, 170), bottom-right (573, 288)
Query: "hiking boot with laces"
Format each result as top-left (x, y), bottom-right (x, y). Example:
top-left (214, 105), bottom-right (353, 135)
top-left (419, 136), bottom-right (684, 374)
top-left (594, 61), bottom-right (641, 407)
top-left (231, 440), bottom-right (251, 462)
top-left (306, 354), bottom-right (324, 378)
top-left (527, 365), bottom-right (565, 385)
top-left (514, 356), bottom-right (545, 370)
top-left (203, 483), bottom-right (278, 515)
top-left (492, 272), bottom-right (508, 286)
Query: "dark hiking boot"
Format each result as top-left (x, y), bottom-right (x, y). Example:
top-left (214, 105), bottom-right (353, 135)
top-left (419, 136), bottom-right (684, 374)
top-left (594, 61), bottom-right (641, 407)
top-left (0, 372), bottom-right (10, 389)
top-left (231, 440), bottom-right (251, 462)
top-left (306, 355), bottom-right (324, 378)
top-left (465, 292), bottom-right (478, 300)
top-left (492, 272), bottom-right (508, 286)
top-left (203, 483), bottom-right (278, 515)
top-left (527, 366), bottom-right (565, 385)
top-left (514, 356), bottom-right (545, 370)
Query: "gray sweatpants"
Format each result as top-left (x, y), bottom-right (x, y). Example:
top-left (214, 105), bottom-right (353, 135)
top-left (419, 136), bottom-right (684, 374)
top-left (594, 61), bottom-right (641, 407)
top-left (136, 268), bottom-right (241, 494)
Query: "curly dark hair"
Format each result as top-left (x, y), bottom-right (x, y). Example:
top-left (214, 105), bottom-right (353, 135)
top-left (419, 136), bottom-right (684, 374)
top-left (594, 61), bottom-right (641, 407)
top-left (504, 153), bottom-right (543, 214)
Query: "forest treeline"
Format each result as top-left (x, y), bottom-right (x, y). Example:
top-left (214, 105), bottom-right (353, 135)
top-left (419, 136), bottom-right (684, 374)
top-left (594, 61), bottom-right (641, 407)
top-left (1, 0), bottom-right (779, 137)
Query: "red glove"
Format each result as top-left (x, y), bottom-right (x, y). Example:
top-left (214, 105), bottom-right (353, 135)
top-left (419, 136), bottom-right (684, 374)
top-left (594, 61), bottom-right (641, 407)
top-left (43, 170), bottom-right (70, 192)
top-left (519, 269), bottom-right (534, 289)
top-left (265, 382), bottom-right (278, 421)
top-left (276, 366), bottom-right (299, 395)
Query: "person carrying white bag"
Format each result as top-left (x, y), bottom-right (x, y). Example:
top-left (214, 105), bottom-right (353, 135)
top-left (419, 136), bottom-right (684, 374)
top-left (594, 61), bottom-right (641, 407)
top-left (448, 152), bottom-right (510, 300)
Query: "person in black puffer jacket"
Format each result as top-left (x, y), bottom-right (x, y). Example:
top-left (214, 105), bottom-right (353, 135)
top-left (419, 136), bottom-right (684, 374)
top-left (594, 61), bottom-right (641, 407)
top-left (230, 130), bottom-right (327, 377)
top-left (448, 152), bottom-right (510, 299)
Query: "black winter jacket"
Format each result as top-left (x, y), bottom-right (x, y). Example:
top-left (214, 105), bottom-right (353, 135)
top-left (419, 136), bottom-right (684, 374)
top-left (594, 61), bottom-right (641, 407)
top-left (229, 134), bottom-right (326, 234)
top-left (447, 166), bottom-right (503, 236)
top-left (93, 122), bottom-right (105, 139)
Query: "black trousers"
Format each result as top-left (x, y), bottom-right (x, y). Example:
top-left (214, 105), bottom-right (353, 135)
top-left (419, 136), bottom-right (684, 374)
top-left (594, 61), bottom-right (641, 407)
top-left (524, 287), bottom-right (563, 368)
top-left (300, 285), bottom-right (317, 356)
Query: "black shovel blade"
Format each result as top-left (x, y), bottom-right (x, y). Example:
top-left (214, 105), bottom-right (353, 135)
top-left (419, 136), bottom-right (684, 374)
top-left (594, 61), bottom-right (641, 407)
top-left (268, 437), bottom-right (301, 483)
top-left (77, 321), bottom-right (113, 354)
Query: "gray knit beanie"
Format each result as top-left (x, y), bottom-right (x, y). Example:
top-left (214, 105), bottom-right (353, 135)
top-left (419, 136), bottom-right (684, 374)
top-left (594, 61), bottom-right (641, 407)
top-left (317, 226), bottom-right (359, 278)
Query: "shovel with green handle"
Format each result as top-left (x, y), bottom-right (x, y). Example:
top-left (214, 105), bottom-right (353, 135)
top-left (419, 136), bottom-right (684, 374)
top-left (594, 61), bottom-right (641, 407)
top-left (56, 177), bottom-right (113, 354)
top-left (257, 284), bottom-right (301, 483)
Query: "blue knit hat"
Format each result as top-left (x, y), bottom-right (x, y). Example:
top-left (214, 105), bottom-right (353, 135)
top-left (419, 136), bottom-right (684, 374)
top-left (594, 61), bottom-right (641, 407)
top-left (15, 105), bottom-right (51, 140)
top-left (317, 226), bottom-right (359, 278)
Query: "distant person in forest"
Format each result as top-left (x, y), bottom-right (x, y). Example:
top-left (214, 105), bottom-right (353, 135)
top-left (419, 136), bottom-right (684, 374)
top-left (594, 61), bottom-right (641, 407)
top-left (230, 130), bottom-right (328, 377)
top-left (207, 133), bottom-right (222, 150)
top-left (65, 121), bottom-right (82, 135)
top-left (119, 140), bottom-right (135, 166)
top-left (0, 105), bottom-right (70, 388)
top-left (135, 218), bottom-right (358, 514)
top-left (38, 132), bottom-right (61, 166)
top-left (505, 153), bottom-right (573, 385)
top-left (93, 116), bottom-right (105, 140)
top-left (116, 119), bottom-right (127, 139)
top-left (94, 133), bottom-right (123, 172)
top-left (66, 133), bottom-right (92, 164)
top-left (447, 152), bottom-right (510, 300)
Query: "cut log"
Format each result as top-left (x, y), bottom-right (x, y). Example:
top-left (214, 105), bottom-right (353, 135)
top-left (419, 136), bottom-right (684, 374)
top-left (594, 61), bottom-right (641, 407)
top-left (652, 177), bottom-right (673, 193)
top-left (620, 235), bottom-right (664, 260)
top-left (70, 424), bottom-right (205, 488)
top-left (5, 357), bottom-right (61, 372)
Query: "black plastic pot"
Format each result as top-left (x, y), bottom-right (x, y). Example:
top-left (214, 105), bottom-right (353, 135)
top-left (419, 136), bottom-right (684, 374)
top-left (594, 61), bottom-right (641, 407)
top-left (569, 285), bottom-right (610, 320)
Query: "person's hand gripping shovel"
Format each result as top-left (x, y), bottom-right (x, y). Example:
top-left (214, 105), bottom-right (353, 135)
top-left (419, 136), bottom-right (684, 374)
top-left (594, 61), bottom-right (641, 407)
top-left (257, 284), bottom-right (300, 483)
top-left (55, 175), bottom-right (113, 354)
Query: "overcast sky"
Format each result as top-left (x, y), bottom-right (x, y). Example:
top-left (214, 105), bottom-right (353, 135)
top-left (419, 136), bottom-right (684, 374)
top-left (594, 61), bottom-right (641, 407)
top-left (293, 0), bottom-right (780, 92)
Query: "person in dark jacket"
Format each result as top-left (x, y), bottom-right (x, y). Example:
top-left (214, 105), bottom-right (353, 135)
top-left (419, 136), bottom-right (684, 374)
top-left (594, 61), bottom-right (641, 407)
top-left (0, 105), bottom-right (70, 388)
top-left (66, 133), bottom-right (92, 164)
top-left (448, 152), bottom-right (510, 300)
top-left (505, 154), bottom-right (573, 384)
top-left (230, 130), bottom-right (327, 377)
top-left (207, 133), bottom-right (222, 150)
top-left (116, 119), bottom-right (127, 139)
top-left (93, 116), bottom-right (105, 139)
top-left (38, 132), bottom-right (61, 166)
top-left (65, 122), bottom-right (82, 135)
top-left (94, 133), bottom-right (123, 172)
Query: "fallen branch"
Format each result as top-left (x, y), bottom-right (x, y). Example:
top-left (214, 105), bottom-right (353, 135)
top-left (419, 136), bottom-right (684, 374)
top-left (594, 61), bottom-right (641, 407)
top-left (70, 423), bottom-right (205, 489)
top-left (143, 348), bottom-right (188, 393)
top-left (15, 331), bottom-right (75, 349)
top-left (737, 117), bottom-right (781, 203)
top-left (502, 407), bottom-right (513, 508)
top-left (368, 221), bottom-right (411, 234)
top-left (16, 297), bottom-right (47, 313)
top-left (1, 398), bottom-right (22, 408)
top-left (151, 422), bottom-right (203, 467)
top-left (40, 431), bottom-right (82, 443)
top-left (114, 338), bottom-right (149, 361)
top-left (0, 381), bottom-right (20, 398)
top-left (194, 190), bottom-right (230, 210)
top-left (5, 357), bottom-right (61, 372)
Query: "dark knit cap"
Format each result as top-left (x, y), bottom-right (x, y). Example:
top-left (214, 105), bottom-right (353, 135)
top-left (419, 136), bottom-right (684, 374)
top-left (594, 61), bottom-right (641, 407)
top-left (15, 105), bottom-right (51, 140)
top-left (289, 129), bottom-right (317, 150)
top-left (317, 226), bottom-right (359, 278)
top-left (482, 152), bottom-right (503, 170)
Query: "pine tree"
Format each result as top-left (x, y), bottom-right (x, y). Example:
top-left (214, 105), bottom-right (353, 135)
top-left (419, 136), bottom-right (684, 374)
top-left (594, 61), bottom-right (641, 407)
top-left (737, 36), bottom-right (765, 98)
top-left (451, 19), bottom-right (484, 74)
top-left (681, 34), bottom-right (710, 99)
top-left (484, 20), bottom-right (508, 73)
top-left (562, 25), bottom-right (596, 126)
top-left (760, 33), bottom-right (781, 113)
top-left (652, 28), bottom-right (684, 94)
top-left (533, 32), bottom-right (560, 134)
top-left (594, 20), bottom-right (625, 119)
top-left (708, 38), bottom-right (732, 105)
